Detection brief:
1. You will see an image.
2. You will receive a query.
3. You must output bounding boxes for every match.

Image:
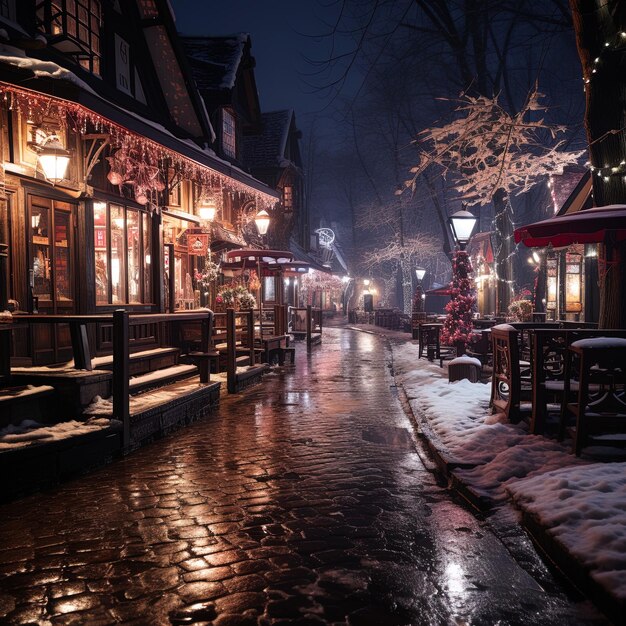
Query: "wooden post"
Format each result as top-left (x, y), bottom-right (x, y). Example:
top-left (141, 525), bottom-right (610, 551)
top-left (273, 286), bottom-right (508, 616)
top-left (306, 305), bottom-right (312, 351)
top-left (166, 243), bottom-right (175, 314)
top-left (197, 310), bottom-right (212, 383)
top-left (226, 307), bottom-right (236, 393)
top-left (245, 309), bottom-right (255, 364)
top-left (113, 309), bottom-right (130, 448)
top-left (282, 304), bottom-right (288, 338)
top-left (70, 322), bottom-right (93, 370)
top-left (274, 304), bottom-right (281, 336)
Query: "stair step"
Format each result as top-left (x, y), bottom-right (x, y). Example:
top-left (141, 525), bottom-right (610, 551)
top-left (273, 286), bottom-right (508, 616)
top-left (129, 364), bottom-right (197, 394)
top-left (0, 385), bottom-right (56, 427)
top-left (94, 347), bottom-right (180, 375)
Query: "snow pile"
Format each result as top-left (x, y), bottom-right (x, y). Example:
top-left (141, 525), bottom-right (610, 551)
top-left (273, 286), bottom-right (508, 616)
top-left (0, 417), bottom-right (117, 450)
top-left (507, 463), bottom-right (626, 599)
top-left (391, 338), bottom-right (626, 601)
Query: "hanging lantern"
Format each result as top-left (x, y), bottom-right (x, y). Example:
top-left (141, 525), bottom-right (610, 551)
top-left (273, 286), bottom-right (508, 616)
top-left (254, 209), bottom-right (270, 235)
top-left (37, 134), bottom-right (71, 183)
top-left (197, 196), bottom-right (217, 222)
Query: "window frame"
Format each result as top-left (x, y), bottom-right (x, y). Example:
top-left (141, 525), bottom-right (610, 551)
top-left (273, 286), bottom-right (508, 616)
top-left (35, 0), bottom-right (102, 76)
top-left (222, 108), bottom-right (236, 159)
top-left (93, 200), bottom-right (153, 306)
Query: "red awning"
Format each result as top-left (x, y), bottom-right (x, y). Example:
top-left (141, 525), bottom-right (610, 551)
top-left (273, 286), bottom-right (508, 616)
top-left (514, 204), bottom-right (626, 248)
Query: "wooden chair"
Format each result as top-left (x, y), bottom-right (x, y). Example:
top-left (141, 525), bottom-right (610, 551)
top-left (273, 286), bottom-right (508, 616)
top-left (560, 338), bottom-right (626, 456)
top-left (418, 323), bottom-right (442, 361)
top-left (490, 326), bottom-right (532, 423)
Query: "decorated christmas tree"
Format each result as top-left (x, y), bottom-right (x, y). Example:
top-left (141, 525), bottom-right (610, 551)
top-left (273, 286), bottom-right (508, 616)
top-left (441, 250), bottom-right (476, 345)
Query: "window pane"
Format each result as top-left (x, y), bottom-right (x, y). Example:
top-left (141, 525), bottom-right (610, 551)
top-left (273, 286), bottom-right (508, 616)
top-left (143, 214), bottom-right (152, 303)
top-left (110, 205), bottom-right (126, 303)
top-left (127, 209), bottom-right (140, 303)
top-left (54, 210), bottom-right (71, 301)
top-left (94, 202), bottom-right (109, 304)
top-left (222, 109), bottom-right (236, 158)
top-left (32, 206), bottom-right (51, 302)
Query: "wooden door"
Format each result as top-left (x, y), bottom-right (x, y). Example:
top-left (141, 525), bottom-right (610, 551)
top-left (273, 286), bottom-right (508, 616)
top-left (28, 195), bottom-right (76, 364)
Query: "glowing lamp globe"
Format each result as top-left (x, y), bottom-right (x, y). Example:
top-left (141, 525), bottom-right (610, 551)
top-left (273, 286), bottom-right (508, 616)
top-left (449, 210), bottom-right (477, 248)
top-left (198, 198), bottom-right (217, 222)
top-left (254, 209), bottom-right (270, 235)
top-left (38, 136), bottom-right (71, 183)
top-left (415, 267), bottom-right (426, 281)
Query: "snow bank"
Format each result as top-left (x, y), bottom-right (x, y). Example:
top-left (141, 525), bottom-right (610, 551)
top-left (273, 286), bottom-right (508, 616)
top-left (391, 338), bottom-right (626, 601)
top-left (507, 463), bottom-right (626, 599)
top-left (0, 417), bottom-right (117, 450)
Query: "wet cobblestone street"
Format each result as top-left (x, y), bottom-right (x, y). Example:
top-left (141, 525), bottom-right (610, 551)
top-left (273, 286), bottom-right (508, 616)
top-left (0, 327), bottom-right (606, 625)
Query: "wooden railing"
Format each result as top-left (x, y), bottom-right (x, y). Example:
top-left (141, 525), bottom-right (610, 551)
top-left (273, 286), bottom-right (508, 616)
top-left (12, 311), bottom-right (214, 447)
top-left (289, 306), bottom-right (322, 349)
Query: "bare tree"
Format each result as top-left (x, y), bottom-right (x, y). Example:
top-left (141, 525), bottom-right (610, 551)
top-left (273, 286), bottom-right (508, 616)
top-left (405, 88), bottom-right (584, 311)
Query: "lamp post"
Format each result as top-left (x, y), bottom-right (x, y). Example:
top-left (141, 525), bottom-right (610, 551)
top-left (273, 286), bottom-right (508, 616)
top-left (413, 266), bottom-right (426, 313)
top-left (442, 209), bottom-right (478, 354)
top-left (254, 209), bottom-right (271, 339)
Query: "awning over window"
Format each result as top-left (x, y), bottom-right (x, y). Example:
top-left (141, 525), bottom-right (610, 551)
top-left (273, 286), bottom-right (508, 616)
top-left (514, 205), bottom-right (626, 248)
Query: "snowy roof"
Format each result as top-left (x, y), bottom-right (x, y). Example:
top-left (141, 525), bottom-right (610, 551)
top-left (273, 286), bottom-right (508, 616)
top-left (181, 34), bottom-right (248, 91)
top-left (243, 110), bottom-right (294, 169)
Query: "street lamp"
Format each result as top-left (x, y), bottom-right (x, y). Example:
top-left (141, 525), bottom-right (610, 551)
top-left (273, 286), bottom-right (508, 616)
top-left (444, 209), bottom-right (478, 355)
top-left (254, 209), bottom-right (271, 339)
top-left (36, 134), bottom-right (71, 183)
top-left (197, 196), bottom-right (217, 223)
top-left (448, 209), bottom-right (478, 250)
top-left (413, 267), bottom-right (426, 313)
top-left (254, 209), bottom-right (271, 237)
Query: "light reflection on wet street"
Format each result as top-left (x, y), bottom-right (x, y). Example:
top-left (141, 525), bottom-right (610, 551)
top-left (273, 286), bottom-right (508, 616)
top-left (0, 328), bottom-right (607, 624)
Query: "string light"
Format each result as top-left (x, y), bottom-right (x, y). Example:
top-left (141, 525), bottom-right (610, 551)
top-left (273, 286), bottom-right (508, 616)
top-left (582, 30), bottom-right (626, 88)
top-left (0, 81), bottom-right (277, 209)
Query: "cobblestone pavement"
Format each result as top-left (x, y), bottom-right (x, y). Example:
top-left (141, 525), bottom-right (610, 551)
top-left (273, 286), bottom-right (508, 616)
top-left (0, 327), bottom-right (608, 625)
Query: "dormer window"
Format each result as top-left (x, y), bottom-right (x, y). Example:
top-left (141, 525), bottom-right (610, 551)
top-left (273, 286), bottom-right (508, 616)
top-left (222, 109), bottom-right (236, 159)
top-left (283, 185), bottom-right (293, 213)
top-left (36, 0), bottom-right (102, 75)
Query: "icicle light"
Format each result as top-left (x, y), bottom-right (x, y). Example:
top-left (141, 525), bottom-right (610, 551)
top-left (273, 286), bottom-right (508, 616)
top-left (0, 82), bottom-right (277, 208)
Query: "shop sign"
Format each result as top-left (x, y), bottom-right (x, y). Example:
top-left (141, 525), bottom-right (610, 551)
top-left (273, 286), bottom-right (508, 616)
top-left (188, 234), bottom-right (209, 256)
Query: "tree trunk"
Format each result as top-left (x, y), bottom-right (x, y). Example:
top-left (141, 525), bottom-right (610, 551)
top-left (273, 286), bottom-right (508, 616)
top-left (492, 188), bottom-right (514, 315)
top-left (570, 0), bottom-right (626, 327)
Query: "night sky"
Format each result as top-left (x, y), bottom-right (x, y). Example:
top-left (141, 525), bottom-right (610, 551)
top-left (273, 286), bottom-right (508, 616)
top-left (170, 1), bottom-right (336, 127)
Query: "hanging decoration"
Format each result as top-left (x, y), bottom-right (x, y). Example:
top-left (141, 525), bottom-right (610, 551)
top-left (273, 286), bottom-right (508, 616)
top-left (195, 250), bottom-right (221, 291)
top-left (440, 250), bottom-right (476, 346)
top-left (0, 82), bottom-right (277, 210)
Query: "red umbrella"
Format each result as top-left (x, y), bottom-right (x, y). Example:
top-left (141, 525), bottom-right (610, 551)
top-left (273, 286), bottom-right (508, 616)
top-left (514, 204), bottom-right (626, 248)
